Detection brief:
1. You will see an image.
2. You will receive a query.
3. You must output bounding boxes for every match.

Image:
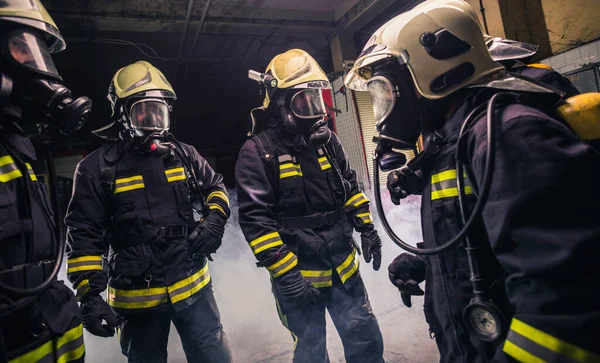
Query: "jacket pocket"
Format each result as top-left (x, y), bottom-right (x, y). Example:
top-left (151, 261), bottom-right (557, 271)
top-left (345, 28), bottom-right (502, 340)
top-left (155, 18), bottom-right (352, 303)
top-left (109, 246), bottom-right (154, 288)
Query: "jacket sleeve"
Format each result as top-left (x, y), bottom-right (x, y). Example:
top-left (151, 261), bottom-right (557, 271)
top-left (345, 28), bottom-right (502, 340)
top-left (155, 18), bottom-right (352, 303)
top-left (64, 156), bottom-right (109, 300)
top-left (235, 139), bottom-right (301, 281)
top-left (330, 133), bottom-right (374, 233)
top-left (466, 104), bottom-right (600, 362)
top-left (187, 146), bottom-right (230, 220)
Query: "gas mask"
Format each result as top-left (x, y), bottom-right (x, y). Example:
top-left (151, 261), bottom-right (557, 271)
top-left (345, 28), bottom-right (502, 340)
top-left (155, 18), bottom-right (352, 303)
top-left (0, 30), bottom-right (91, 135)
top-left (366, 62), bottom-right (426, 171)
top-left (280, 82), bottom-right (332, 147)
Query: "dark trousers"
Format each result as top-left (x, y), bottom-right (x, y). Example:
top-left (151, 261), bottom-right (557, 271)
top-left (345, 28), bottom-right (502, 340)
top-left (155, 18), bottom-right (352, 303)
top-left (275, 275), bottom-right (384, 363)
top-left (119, 289), bottom-right (232, 363)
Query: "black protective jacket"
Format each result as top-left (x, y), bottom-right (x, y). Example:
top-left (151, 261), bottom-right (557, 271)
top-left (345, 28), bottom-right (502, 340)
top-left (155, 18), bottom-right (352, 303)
top-left (236, 127), bottom-right (373, 289)
top-left (65, 140), bottom-right (229, 315)
top-left (0, 131), bottom-right (83, 362)
top-left (420, 78), bottom-right (600, 363)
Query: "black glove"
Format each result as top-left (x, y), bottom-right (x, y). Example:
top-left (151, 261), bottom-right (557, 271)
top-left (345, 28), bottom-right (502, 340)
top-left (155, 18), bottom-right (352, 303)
top-left (388, 253), bottom-right (427, 308)
top-left (387, 167), bottom-right (423, 205)
top-left (360, 229), bottom-right (382, 271)
top-left (80, 295), bottom-right (121, 337)
top-left (188, 212), bottom-right (226, 257)
top-left (274, 271), bottom-right (321, 309)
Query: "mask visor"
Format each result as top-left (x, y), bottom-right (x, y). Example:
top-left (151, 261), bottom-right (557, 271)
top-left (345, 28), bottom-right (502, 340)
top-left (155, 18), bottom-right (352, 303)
top-left (6, 31), bottom-right (59, 77)
top-left (129, 99), bottom-right (170, 131)
top-left (367, 76), bottom-right (397, 127)
top-left (290, 88), bottom-right (328, 119)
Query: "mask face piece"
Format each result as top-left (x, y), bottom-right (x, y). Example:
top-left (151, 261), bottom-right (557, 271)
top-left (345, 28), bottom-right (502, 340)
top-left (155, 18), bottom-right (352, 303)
top-left (128, 99), bottom-right (170, 133)
top-left (7, 31), bottom-right (59, 78)
top-left (368, 76), bottom-right (397, 126)
top-left (290, 88), bottom-right (328, 119)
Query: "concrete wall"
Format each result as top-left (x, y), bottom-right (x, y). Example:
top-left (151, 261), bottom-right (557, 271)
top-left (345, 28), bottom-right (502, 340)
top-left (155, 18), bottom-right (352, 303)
top-left (540, 0), bottom-right (600, 54)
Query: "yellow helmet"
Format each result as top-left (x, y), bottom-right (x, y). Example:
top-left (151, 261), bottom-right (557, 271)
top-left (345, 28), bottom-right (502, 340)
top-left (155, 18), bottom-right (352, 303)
top-left (0, 0), bottom-right (65, 53)
top-left (262, 48), bottom-right (329, 109)
top-left (95, 61), bottom-right (176, 140)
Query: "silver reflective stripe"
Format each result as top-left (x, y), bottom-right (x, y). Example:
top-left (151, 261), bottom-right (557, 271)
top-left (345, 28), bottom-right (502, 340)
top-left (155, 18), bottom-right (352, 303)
top-left (280, 165), bottom-right (300, 174)
top-left (431, 177), bottom-right (472, 193)
top-left (115, 179), bottom-right (144, 188)
top-left (37, 331), bottom-right (85, 363)
top-left (278, 155), bottom-right (293, 163)
top-left (67, 260), bottom-right (102, 269)
top-left (108, 292), bottom-right (168, 303)
top-left (338, 258), bottom-right (357, 280)
top-left (168, 270), bottom-right (210, 297)
top-left (166, 170), bottom-right (185, 178)
top-left (0, 162), bottom-right (18, 175)
top-left (304, 275), bottom-right (331, 284)
top-left (251, 235), bottom-right (282, 253)
top-left (270, 254), bottom-right (298, 276)
top-left (318, 148), bottom-right (325, 155)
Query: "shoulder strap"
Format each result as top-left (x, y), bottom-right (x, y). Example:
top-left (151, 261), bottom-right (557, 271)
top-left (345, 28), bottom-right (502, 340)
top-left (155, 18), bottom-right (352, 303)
top-left (251, 131), bottom-right (276, 162)
top-left (99, 144), bottom-right (118, 196)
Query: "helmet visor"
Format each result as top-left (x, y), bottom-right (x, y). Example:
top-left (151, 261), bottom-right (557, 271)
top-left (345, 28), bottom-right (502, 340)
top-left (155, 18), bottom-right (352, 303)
top-left (367, 76), bottom-right (396, 126)
top-left (6, 31), bottom-right (59, 76)
top-left (129, 99), bottom-right (170, 131)
top-left (290, 88), bottom-right (328, 119)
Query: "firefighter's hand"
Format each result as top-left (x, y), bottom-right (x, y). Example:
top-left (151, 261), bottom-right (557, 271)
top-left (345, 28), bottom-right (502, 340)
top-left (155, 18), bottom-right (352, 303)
top-left (387, 167), bottom-right (423, 205)
top-left (274, 270), bottom-right (321, 308)
top-left (188, 212), bottom-right (226, 256)
top-left (361, 229), bottom-right (382, 271)
top-left (80, 295), bottom-right (121, 337)
top-left (388, 253), bottom-right (427, 308)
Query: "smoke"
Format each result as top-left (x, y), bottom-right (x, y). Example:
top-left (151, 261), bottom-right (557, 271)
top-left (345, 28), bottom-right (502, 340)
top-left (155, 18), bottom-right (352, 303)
top-left (59, 189), bottom-right (439, 362)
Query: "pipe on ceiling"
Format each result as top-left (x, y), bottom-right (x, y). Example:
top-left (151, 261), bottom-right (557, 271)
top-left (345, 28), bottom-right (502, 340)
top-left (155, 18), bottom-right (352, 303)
top-left (178, 0), bottom-right (196, 57)
top-left (189, 0), bottom-right (213, 58)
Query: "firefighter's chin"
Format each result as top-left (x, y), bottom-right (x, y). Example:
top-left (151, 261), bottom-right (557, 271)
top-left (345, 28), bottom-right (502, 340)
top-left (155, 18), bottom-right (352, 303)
top-left (308, 119), bottom-right (331, 146)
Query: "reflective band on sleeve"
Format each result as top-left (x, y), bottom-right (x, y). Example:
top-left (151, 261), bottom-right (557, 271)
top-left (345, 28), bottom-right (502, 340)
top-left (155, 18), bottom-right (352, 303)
top-left (74, 279), bottom-right (91, 299)
top-left (165, 167), bottom-right (186, 182)
top-left (344, 192), bottom-right (369, 208)
top-left (114, 175), bottom-right (145, 194)
top-left (267, 252), bottom-right (298, 277)
top-left (430, 169), bottom-right (473, 201)
top-left (249, 232), bottom-right (284, 255)
top-left (8, 324), bottom-right (85, 363)
top-left (336, 249), bottom-right (359, 284)
top-left (208, 203), bottom-right (227, 217)
top-left (503, 318), bottom-right (600, 363)
top-left (25, 163), bottom-right (37, 181)
top-left (0, 155), bottom-right (23, 183)
top-left (318, 156), bottom-right (332, 171)
top-left (207, 190), bottom-right (230, 206)
top-left (67, 256), bottom-right (103, 273)
top-left (301, 269), bottom-right (333, 288)
top-left (356, 212), bottom-right (373, 225)
top-left (168, 263), bottom-right (211, 304)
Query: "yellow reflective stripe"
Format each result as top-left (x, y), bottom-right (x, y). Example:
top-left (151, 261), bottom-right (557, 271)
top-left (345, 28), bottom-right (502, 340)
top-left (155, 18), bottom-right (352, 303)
top-left (67, 255), bottom-right (103, 273)
top-left (209, 204), bottom-right (226, 217)
top-left (168, 264), bottom-right (211, 304)
top-left (431, 186), bottom-right (473, 200)
top-left (115, 175), bottom-right (143, 184)
top-left (207, 191), bottom-right (230, 206)
top-left (344, 192), bottom-right (369, 208)
top-left (25, 163), bottom-right (37, 181)
top-left (505, 318), bottom-right (600, 363)
top-left (165, 167), bottom-right (186, 182)
top-left (0, 155), bottom-right (13, 167)
top-left (114, 183), bottom-right (145, 194)
top-left (107, 286), bottom-right (168, 309)
top-left (267, 252), bottom-right (298, 277)
top-left (317, 156), bottom-right (328, 163)
top-left (336, 249), bottom-right (359, 284)
top-left (9, 324), bottom-right (85, 363)
top-left (301, 269), bottom-right (333, 288)
top-left (431, 169), bottom-right (458, 183)
top-left (503, 340), bottom-right (546, 363)
top-left (279, 162), bottom-right (303, 179)
top-left (75, 279), bottom-right (90, 299)
top-left (356, 212), bottom-right (372, 224)
top-left (249, 232), bottom-right (284, 255)
top-left (280, 170), bottom-right (303, 179)
top-left (300, 269), bottom-right (332, 277)
top-left (0, 169), bottom-right (22, 183)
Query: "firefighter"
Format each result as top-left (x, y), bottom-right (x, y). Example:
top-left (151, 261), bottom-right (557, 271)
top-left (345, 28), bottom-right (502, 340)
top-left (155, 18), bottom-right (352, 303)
top-left (65, 61), bottom-right (232, 363)
top-left (236, 49), bottom-right (384, 363)
top-left (345, 0), bottom-right (600, 362)
top-left (0, 1), bottom-right (92, 362)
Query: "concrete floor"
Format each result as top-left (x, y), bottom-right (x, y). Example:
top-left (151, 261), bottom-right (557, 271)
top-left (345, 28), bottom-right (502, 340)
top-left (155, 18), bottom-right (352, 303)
top-left (62, 193), bottom-right (440, 362)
